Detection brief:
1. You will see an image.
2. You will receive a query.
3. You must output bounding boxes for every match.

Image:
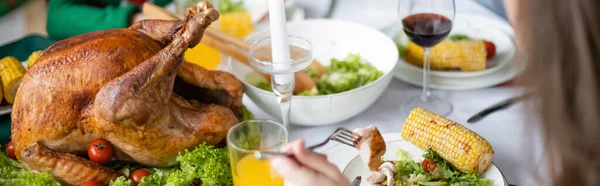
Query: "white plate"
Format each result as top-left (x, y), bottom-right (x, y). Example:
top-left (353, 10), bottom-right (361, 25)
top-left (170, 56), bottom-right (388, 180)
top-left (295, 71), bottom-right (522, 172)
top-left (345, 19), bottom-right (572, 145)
top-left (0, 105), bottom-right (11, 116)
top-left (321, 133), bottom-right (508, 186)
top-left (393, 58), bottom-right (520, 90)
top-left (384, 13), bottom-right (518, 81)
top-left (384, 14), bottom-right (520, 90)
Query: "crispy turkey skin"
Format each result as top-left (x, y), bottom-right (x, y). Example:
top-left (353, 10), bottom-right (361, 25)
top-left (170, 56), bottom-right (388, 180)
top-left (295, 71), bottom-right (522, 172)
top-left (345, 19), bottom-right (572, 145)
top-left (10, 2), bottom-right (242, 185)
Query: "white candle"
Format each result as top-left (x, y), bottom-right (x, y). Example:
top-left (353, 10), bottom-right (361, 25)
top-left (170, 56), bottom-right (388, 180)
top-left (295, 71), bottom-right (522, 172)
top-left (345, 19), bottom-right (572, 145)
top-left (268, 0), bottom-right (293, 85)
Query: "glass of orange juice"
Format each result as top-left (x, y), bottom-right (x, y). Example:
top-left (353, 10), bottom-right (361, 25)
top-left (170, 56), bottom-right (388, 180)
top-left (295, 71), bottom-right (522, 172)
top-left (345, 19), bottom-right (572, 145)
top-left (227, 120), bottom-right (287, 186)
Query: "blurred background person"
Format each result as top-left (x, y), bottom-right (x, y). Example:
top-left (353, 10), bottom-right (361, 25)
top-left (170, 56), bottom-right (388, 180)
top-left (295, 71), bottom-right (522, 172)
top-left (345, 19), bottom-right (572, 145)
top-left (0, 0), bottom-right (29, 17)
top-left (476, 0), bottom-right (507, 19)
top-left (46, 0), bottom-right (171, 39)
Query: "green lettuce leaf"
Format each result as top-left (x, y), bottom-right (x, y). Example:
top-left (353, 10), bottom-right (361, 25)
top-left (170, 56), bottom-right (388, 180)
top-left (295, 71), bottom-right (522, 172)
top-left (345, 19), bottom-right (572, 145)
top-left (255, 81), bottom-right (271, 91)
top-left (252, 54), bottom-right (382, 96)
top-left (110, 176), bottom-right (133, 186)
top-left (138, 168), bottom-right (174, 186)
top-left (316, 54), bottom-right (382, 95)
top-left (394, 149), bottom-right (427, 178)
top-left (0, 169), bottom-right (60, 186)
top-left (420, 181), bottom-right (450, 186)
top-left (392, 149), bottom-right (493, 186)
top-left (242, 105), bottom-right (255, 121)
top-left (166, 143), bottom-right (233, 186)
top-left (0, 145), bottom-right (61, 186)
top-left (235, 108), bottom-right (261, 150)
top-left (449, 34), bottom-right (471, 41)
top-left (218, 0), bottom-right (246, 14)
top-left (424, 148), bottom-right (461, 179)
top-left (398, 43), bottom-right (408, 59)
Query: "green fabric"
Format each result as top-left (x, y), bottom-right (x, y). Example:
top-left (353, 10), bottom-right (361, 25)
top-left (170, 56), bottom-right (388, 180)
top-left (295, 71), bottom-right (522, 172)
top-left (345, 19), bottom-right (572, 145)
top-left (0, 35), bottom-right (57, 61)
top-left (0, 35), bottom-right (57, 143)
top-left (0, 0), bottom-right (29, 17)
top-left (0, 114), bottom-right (9, 143)
top-left (47, 0), bottom-right (172, 39)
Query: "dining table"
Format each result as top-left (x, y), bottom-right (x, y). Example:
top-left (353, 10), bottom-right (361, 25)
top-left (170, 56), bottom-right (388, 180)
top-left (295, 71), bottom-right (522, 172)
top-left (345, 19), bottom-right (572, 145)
top-left (247, 0), bottom-right (543, 185)
top-left (0, 0), bottom-right (541, 185)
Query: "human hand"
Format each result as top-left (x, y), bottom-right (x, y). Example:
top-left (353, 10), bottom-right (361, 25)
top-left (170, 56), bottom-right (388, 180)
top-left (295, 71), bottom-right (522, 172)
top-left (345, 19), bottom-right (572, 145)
top-left (270, 140), bottom-right (351, 186)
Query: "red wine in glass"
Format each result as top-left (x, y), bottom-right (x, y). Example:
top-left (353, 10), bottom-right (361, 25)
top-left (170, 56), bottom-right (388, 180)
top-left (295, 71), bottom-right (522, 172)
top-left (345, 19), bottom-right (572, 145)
top-left (402, 13), bottom-right (453, 48)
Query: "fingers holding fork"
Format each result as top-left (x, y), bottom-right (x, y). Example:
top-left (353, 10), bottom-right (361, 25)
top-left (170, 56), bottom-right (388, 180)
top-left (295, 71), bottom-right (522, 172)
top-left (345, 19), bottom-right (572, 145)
top-left (270, 139), bottom-right (351, 186)
top-left (255, 127), bottom-right (362, 160)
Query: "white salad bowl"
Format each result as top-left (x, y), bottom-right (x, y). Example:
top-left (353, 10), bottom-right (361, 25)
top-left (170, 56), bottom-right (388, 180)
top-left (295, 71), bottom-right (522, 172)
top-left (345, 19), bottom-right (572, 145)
top-left (228, 19), bottom-right (399, 126)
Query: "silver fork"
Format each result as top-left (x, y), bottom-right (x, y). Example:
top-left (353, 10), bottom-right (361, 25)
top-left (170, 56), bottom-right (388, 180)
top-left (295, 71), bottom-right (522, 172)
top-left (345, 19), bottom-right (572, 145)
top-left (254, 127), bottom-right (363, 160)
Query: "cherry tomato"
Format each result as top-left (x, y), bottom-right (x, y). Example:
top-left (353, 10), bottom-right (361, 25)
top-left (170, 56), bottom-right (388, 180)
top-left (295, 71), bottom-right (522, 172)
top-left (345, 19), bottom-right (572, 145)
top-left (422, 159), bottom-right (437, 173)
top-left (130, 169), bottom-right (150, 185)
top-left (6, 141), bottom-right (16, 160)
top-left (81, 180), bottom-right (103, 186)
top-left (484, 41), bottom-right (496, 60)
top-left (88, 139), bottom-right (113, 164)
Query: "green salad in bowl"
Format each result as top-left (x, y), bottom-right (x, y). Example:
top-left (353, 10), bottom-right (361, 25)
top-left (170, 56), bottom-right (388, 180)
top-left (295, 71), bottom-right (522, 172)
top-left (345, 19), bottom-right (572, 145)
top-left (250, 54), bottom-right (383, 96)
top-left (229, 19), bottom-right (399, 125)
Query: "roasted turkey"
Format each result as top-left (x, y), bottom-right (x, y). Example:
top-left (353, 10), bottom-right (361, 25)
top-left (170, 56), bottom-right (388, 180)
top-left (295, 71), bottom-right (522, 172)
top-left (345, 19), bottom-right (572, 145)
top-left (10, 2), bottom-right (242, 185)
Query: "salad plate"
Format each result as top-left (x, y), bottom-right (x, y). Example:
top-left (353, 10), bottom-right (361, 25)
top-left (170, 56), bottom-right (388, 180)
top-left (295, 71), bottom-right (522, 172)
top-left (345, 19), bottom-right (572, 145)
top-left (322, 133), bottom-right (508, 186)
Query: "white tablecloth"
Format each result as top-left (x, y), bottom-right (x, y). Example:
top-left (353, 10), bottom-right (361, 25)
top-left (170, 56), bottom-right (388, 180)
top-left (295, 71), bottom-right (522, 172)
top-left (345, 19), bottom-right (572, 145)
top-left (245, 79), bottom-right (539, 185)
top-left (245, 0), bottom-right (540, 185)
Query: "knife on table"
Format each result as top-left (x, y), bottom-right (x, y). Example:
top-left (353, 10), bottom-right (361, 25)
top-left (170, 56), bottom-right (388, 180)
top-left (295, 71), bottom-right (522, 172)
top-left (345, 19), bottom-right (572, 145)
top-left (467, 94), bottom-right (529, 123)
top-left (352, 176), bottom-right (362, 186)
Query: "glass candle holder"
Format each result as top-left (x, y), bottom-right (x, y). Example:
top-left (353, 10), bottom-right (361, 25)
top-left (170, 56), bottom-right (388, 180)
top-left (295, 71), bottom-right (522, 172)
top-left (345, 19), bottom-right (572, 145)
top-left (249, 36), bottom-right (313, 128)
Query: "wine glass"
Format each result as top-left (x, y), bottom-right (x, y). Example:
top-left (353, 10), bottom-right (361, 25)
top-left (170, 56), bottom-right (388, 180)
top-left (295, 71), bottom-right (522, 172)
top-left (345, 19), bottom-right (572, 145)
top-left (399, 0), bottom-right (455, 116)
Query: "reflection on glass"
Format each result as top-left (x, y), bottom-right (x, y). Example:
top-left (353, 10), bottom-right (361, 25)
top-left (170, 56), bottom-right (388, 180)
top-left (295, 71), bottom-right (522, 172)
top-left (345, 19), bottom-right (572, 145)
top-left (399, 0), bottom-right (455, 116)
top-left (227, 120), bottom-right (287, 186)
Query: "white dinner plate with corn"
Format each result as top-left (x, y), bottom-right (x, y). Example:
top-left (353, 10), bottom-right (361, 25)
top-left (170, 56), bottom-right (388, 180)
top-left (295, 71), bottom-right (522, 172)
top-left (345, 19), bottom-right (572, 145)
top-left (323, 133), bottom-right (507, 186)
top-left (391, 13), bottom-right (516, 78)
top-left (383, 13), bottom-right (520, 90)
top-left (322, 108), bottom-right (507, 186)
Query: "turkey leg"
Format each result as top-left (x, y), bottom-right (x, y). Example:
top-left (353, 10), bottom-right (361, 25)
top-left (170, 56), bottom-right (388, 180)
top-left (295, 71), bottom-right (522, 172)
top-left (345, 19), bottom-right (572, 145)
top-left (130, 10), bottom-right (243, 118)
top-left (21, 142), bottom-right (121, 185)
top-left (90, 2), bottom-right (226, 167)
top-left (129, 20), bottom-right (183, 45)
top-left (94, 2), bottom-right (218, 125)
top-left (175, 62), bottom-right (244, 118)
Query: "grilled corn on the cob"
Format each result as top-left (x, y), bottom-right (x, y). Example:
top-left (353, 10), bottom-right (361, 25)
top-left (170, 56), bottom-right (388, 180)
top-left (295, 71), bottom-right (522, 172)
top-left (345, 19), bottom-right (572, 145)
top-left (0, 56), bottom-right (26, 104)
top-left (401, 107), bottom-right (494, 173)
top-left (27, 50), bottom-right (42, 68)
top-left (405, 40), bottom-right (487, 72)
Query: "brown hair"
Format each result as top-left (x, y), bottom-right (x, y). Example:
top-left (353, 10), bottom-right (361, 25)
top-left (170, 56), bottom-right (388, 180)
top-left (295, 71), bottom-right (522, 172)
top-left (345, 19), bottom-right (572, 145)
top-left (515, 0), bottom-right (600, 185)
